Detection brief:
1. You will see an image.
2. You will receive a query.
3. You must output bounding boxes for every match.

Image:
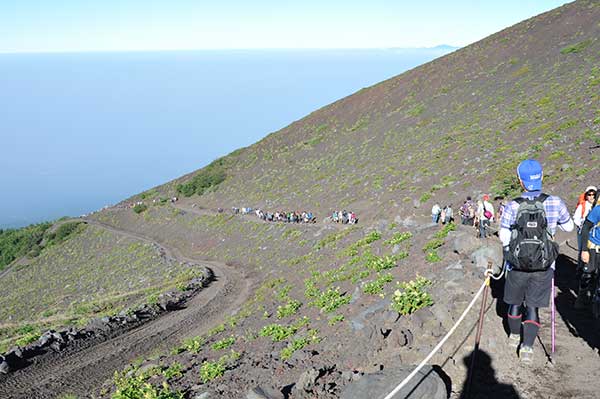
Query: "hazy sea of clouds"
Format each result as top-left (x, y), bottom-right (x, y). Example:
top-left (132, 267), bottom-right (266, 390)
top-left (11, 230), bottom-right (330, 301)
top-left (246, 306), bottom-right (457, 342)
top-left (0, 47), bottom-right (455, 228)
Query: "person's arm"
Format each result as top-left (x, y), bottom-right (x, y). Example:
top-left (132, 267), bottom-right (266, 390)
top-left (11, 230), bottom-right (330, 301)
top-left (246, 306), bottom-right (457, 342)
top-left (573, 204), bottom-right (584, 228)
top-left (556, 199), bottom-right (574, 233)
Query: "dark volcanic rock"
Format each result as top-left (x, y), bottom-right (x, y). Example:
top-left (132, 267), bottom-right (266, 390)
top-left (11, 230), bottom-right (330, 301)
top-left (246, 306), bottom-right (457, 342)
top-left (340, 365), bottom-right (447, 399)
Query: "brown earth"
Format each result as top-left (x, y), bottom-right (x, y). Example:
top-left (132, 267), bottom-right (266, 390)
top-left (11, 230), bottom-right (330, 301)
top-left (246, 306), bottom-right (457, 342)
top-left (2, 0), bottom-right (600, 398)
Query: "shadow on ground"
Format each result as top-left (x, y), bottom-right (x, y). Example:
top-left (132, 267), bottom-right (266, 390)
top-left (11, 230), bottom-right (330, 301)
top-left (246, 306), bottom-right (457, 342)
top-left (458, 349), bottom-right (520, 399)
top-left (554, 254), bottom-right (600, 354)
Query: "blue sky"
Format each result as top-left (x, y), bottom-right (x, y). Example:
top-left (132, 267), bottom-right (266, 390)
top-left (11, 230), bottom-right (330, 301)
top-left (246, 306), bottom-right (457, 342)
top-left (1, 1), bottom-right (568, 53)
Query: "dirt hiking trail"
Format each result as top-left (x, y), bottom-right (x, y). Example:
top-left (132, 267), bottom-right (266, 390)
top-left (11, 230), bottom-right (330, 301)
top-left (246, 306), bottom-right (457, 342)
top-left (0, 219), bottom-right (252, 399)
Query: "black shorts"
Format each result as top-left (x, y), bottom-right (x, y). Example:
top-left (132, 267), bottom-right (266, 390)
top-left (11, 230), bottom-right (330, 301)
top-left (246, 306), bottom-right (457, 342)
top-left (504, 267), bottom-right (553, 308)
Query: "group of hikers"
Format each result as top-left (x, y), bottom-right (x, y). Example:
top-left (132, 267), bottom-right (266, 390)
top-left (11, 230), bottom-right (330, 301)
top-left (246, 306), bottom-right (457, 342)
top-left (432, 195), bottom-right (505, 239)
top-left (443, 159), bottom-right (600, 364)
top-left (330, 210), bottom-right (358, 224)
top-left (230, 207), bottom-right (316, 224)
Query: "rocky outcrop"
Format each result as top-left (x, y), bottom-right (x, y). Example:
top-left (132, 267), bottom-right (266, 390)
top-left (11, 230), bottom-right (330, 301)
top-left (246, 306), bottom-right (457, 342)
top-left (340, 365), bottom-right (447, 399)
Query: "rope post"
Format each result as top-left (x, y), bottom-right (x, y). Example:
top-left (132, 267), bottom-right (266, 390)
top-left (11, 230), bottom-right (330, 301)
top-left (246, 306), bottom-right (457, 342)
top-left (464, 261), bottom-right (492, 399)
top-left (551, 276), bottom-right (556, 355)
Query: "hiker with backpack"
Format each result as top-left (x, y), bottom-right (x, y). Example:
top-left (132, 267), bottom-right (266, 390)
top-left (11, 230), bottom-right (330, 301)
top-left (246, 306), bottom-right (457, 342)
top-left (573, 186), bottom-right (597, 277)
top-left (500, 159), bottom-right (573, 362)
top-left (478, 195), bottom-right (495, 238)
top-left (575, 187), bottom-right (600, 311)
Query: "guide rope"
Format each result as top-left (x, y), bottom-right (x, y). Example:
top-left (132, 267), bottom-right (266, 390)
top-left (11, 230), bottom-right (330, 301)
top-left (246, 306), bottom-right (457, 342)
top-left (382, 267), bottom-right (497, 399)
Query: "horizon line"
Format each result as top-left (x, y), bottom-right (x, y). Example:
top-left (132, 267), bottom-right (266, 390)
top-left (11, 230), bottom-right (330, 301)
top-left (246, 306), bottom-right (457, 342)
top-left (0, 45), bottom-right (461, 56)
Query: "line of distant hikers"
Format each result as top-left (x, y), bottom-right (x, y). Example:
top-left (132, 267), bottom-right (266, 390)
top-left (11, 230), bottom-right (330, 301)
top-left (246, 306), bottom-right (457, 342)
top-left (229, 207), bottom-right (317, 224)
top-left (329, 210), bottom-right (359, 225)
top-left (432, 194), bottom-right (505, 239)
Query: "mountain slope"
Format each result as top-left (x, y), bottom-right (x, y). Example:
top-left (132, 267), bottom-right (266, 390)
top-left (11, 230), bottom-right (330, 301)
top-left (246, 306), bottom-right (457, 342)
top-left (2, 1), bottom-right (600, 398)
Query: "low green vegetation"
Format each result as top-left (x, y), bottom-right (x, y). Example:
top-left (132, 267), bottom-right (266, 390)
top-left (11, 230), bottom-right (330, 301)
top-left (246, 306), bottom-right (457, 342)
top-left (112, 365), bottom-right (183, 399)
top-left (176, 159), bottom-right (227, 197)
top-left (280, 330), bottom-right (320, 360)
top-left (560, 39), bottom-right (592, 54)
top-left (132, 203), bottom-right (148, 214)
top-left (363, 273), bottom-right (393, 295)
top-left (391, 276), bottom-right (433, 315)
top-left (0, 222), bottom-right (52, 270)
top-left (310, 287), bottom-right (351, 313)
top-left (211, 336), bottom-right (235, 350)
top-left (385, 231), bottom-right (412, 246)
top-left (276, 299), bottom-right (302, 319)
top-left (199, 350), bottom-right (241, 383)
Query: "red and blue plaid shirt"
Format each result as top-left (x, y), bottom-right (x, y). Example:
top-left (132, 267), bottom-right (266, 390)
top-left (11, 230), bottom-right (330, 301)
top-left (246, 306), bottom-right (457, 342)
top-left (500, 190), bottom-right (571, 235)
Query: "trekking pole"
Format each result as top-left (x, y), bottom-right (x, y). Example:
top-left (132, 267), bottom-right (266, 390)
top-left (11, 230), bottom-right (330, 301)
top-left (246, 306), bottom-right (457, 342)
top-left (464, 262), bottom-right (492, 398)
top-left (551, 276), bottom-right (556, 355)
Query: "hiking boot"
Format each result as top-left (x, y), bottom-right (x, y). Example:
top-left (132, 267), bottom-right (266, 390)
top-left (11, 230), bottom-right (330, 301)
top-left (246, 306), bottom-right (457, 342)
top-left (507, 333), bottom-right (521, 348)
top-left (519, 346), bottom-right (534, 363)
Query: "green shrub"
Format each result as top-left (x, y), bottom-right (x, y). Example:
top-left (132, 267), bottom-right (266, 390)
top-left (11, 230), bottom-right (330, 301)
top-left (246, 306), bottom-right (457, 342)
top-left (180, 336), bottom-right (204, 353)
top-left (276, 299), bottom-right (302, 319)
top-left (133, 204), bottom-right (148, 214)
top-left (391, 277), bottom-right (433, 315)
top-left (112, 366), bottom-right (183, 399)
top-left (163, 362), bottom-right (183, 380)
top-left (199, 360), bottom-right (226, 383)
top-left (328, 315), bottom-right (345, 326)
top-left (176, 159), bottom-right (227, 197)
top-left (425, 250), bottom-right (442, 263)
top-left (211, 336), bottom-right (235, 350)
top-left (45, 222), bottom-right (84, 247)
top-left (560, 39), bottom-right (592, 54)
top-left (419, 193), bottom-right (432, 203)
top-left (363, 273), bottom-right (394, 295)
top-left (385, 232), bottom-right (412, 246)
top-left (0, 222), bottom-right (52, 270)
top-left (15, 331), bottom-right (40, 347)
top-left (434, 222), bottom-right (456, 239)
top-left (422, 238), bottom-right (444, 252)
top-left (311, 287), bottom-right (351, 313)
top-left (259, 324), bottom-right (297, 342)
top-left (280, 330), bottom-right (320, 360)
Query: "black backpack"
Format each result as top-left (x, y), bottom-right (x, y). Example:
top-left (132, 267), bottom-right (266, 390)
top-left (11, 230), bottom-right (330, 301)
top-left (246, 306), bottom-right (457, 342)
top-left (504, 193), bottom-right (559, 272)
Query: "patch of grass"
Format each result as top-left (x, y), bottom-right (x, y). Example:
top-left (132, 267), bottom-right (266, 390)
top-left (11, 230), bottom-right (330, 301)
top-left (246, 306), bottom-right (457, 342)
top-left (434, 222), bottom-right (456, 239)
top-left (560, 39), bottom-right (592, 54)
top-left (363, 273), bottom-right (394, 295)
top-left (176, 158), bottom-right (228, 197)
top-left (422, 238), bottom-right (444, 252)
top-left (385, 231), bottom-right (412, 246)
top-left (390, 276), bottom-right (433, 315)
top-left (0, 222), bottom-right (52, 270)
top-left (277, 299), bottom-right (302, 319)
top-left (425, 250), bottom-right (442, 263)
top-left (199, 350), bottom-right (241, 383)
top-left (179, 336), bottom-right (205, 353)
top-left (132, 204), bottom-right (148, 214)
top-left (163, 362), bottom-right (183, 380)
top-left (328, 314), bottom-right (345, 326)
top-left (260, 317), bottom-right (308, 342)
top-left (211, 336), bottom-right (235, 350)
top-left (280, 330), bottom-right (320, 360)
top-left (112, 365), bottom-right (183, 399)
top-left (419, 193), bottom-right (432, 203)
top-left (311, 287), bottom-right (351, 313)
top-left (314, 229), bottom-right (352, 250)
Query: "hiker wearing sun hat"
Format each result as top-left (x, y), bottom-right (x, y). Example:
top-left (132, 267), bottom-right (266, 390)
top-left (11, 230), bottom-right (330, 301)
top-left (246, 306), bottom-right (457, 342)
top-left (499, 159), bottom-right (574, 362)
top-left (573, 186), bottom-right (598, 286)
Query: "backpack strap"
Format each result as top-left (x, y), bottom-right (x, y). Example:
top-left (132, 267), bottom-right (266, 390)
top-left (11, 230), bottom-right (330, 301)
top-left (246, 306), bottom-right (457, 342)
top-left (537, 193), bottom-right (549, 203)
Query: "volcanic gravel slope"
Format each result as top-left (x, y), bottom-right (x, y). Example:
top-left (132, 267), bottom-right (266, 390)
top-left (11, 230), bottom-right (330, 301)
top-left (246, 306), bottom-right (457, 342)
top-left (2, 1), bottom-right (600, 398)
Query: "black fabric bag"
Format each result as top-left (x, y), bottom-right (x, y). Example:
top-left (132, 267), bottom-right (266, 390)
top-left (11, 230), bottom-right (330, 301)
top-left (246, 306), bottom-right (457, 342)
top-left (504, 193), bottom-right (559, 272)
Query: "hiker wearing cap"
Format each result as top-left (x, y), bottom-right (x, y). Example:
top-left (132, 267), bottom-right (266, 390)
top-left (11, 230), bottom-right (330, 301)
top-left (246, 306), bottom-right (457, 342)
top-left (499, 159), bottom-right (573, 362)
